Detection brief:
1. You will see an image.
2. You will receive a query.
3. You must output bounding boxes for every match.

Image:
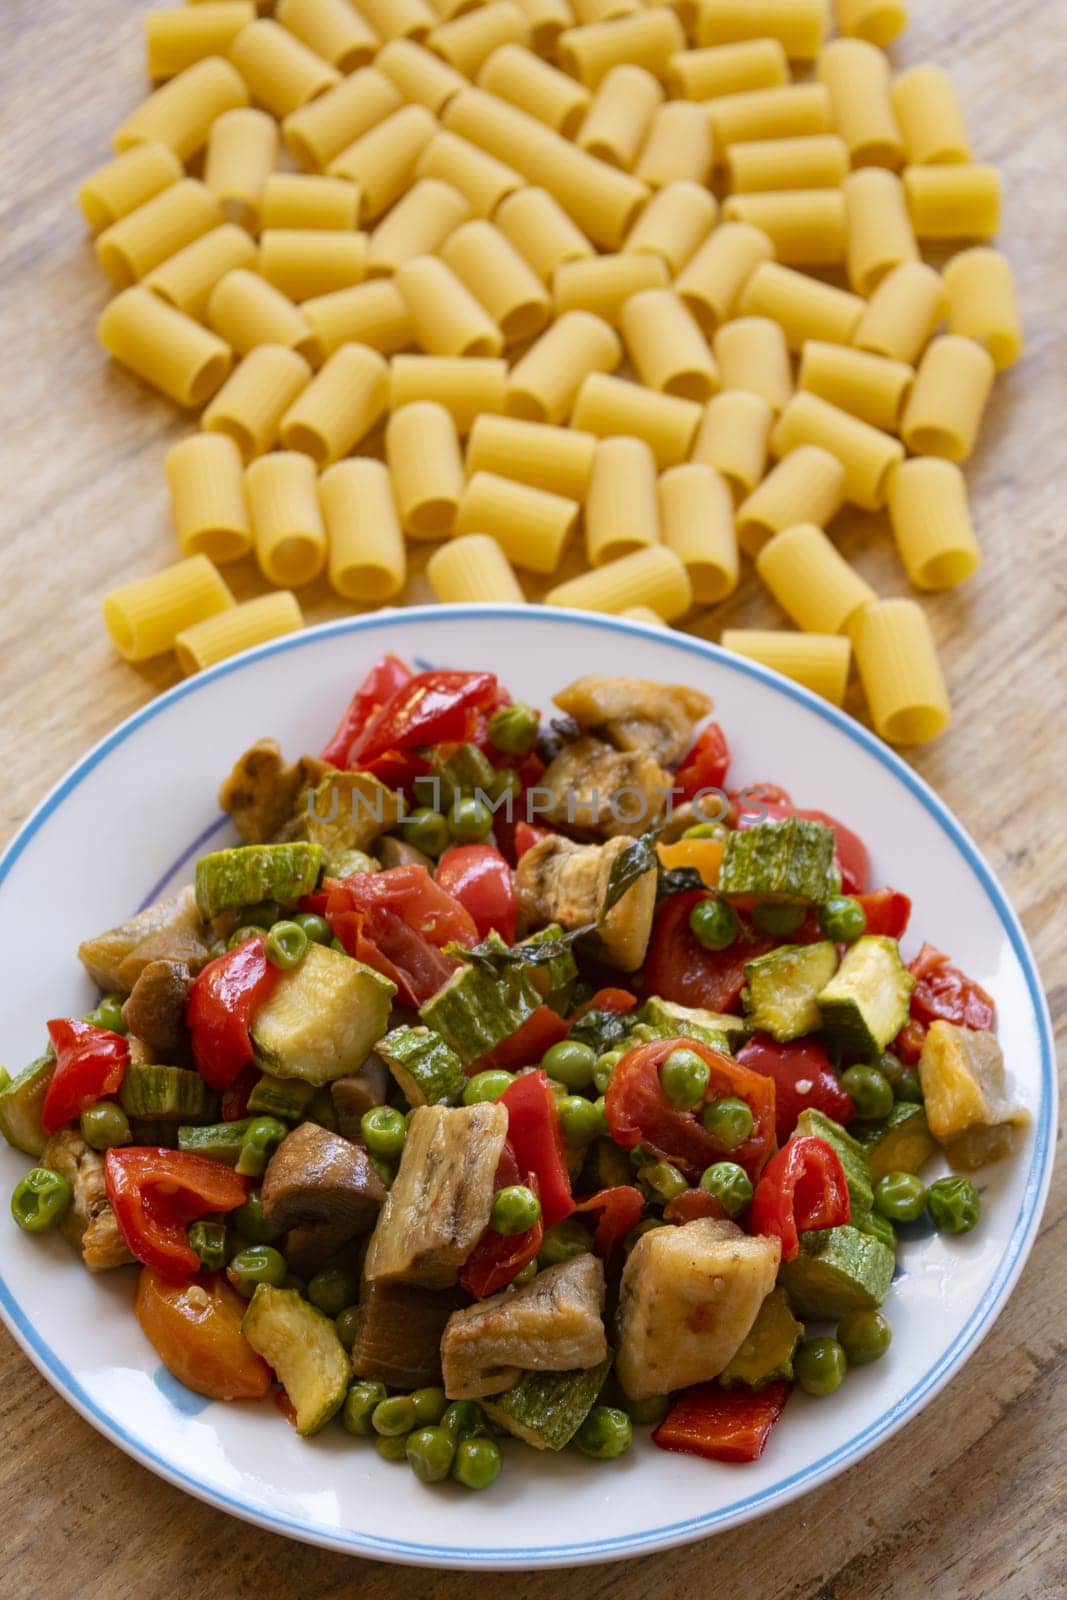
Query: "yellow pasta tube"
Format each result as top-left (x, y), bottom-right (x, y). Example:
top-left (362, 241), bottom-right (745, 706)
top-left (329, 105), bottom-right (438, 221)
top-left (427, 534), bottom-right (526, 602)
top-left (832, 0), bottom-right (908, 48)
top-left (726, 134), bottom-right (847, 193)
top-left (96, 179), bottom-right (223, 288)
top-left (623, 181), bottom-right (716, 274)
top-left (694, 0), bottom-right (826, 58)
top-left (506, 310), bottom-right (620, 423)
top-left (261, 173), bottom-right (360, 230)
top-left (707, 85), bottom-right (831, 149)
top-left (658, 462), bottom-right (738, 603)
top-left (466, 414), bottom-right (597, 500)
top-left (175, 592), bottom-right (304, 674)
top-left (416, 130), bottom-right (524, 218)
top-left (278, 341), bottom-right (389, 465)
top-left (165, 433), bottom-right (253, 561)
top-left (366, 180), bottom-right (470, 276)
top-left (817, 38), bottom-right (903, 169)
top-left (545, 545), bottom-right (692, 619)
top-left (394, 255), bottom-right (503, 357)
top-left (772, 392), bottom-right (904, 510)
top-left (713, 317), bottom-right (791, 412)
top-left (259, 229), bottom-right (367, 300)
top-left (245, 451), bottom-right (328, 586)
top-left (666, 39), bottom-right (788, 100)
top-left (900, 334), bottom-right (995, 463)
top-left (429, 1), bottom-right (531, 75)
top-left (942, 248), bottom-right (1022, 372)
top-left (722, 189), bottom-right (846, 267)
top-left (577, 65), bottom-right (663, 169)
top-left (202, 343), bottom-right (312, 458)
top-left (735, 445), bottom-right (845, 555)
top-left (572, 0), bottom-right (639, 21)
top-left (455, 472), bottom-right (579, 572)
top-left (557, 11), bottom-right (686, 88)
top-left (146, 223), bottom-right (257, 320)
top-left (303, 279), bottom-right (413, 356)
top-left (229, 19), bottom-right (340, 116)
top-left (282, 67), bottom-right (403, 170)
top-left (890, 65), bottom-right (971, 166)
top-left (208, 268), bottom-right (321, 363)
top-left (739, 260), bottom-right (865, 351)
top-left (385, 401), bottom-right (465, 536)
top-left (103, 554), bottom-right (235, 662)
top-left (690, 390), bottom-right (772, 501)
top-left (721, 628), bottom-right (851, 704)
top-left (798, 342), bottom-right (913, 432)
top-left (619, 604), bottom-right (666, 627)
top-left (98, 287), bottom-right (233, 406)
top-left (852, 598), bottom-right (950, 744)
top-left (571, 372), bottom-right (702, 467)
top-left (275, 0), bottom-right (379, 71)
top-left (756, 521), bottom-right (876, 634)
top-left (843, 168), bottom-right (917, 295)
top-left (887, 457), bottom-right (980, 589)
top-left (903, 165), bottom-right (1001, 242)
top-left (204, 109), bottom-right (277, 228)
top-left (319, 458), bottom-right (407, 600)
top-left (440, 221), bottom-right (551, 343)
top-left (78, 143), bottom-right (184, 233)
top-left (375, 38), bottom-right (466, 112)
top-left (674, 221), bottom-right (773, 333)
top-left (390, 354), bottom-right (508, 432)
top-left (584, 437), bottom-right (660, 565)
top-left (512, 0), bottom-right (574, 57)
top-left (478, 44), bottom-right (590, 138)
top-left (621, 289), bottom-right (719, 402)
top-left (114, 56), bottom-right (249, 159)
top-left (634, 101), bottom-right (715, 188)
top-left (553, 252), bottom-right (669, 327)
top-left (851, 260), bottom-right (945, 363)
top-left (494, 186), bottom-right (595, 281)
top-left (146, 4), bottom-right (256, 80)
top-left (355, 0), bottom-right (437, 42)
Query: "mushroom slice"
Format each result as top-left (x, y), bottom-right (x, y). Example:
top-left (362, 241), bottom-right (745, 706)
top-left (260, 1122), bottom-right (387, 1242)
top-left (537, 736), bottom-right (670, 840)
top-left (121, 959), bottom-right (194, 1061)
top-left (351, 1280), bottom-right (465, 1389)
top-left (554, 676), bottom-right (712, 767)
top-left (218, 739), bottom-right (329, 845)
top-left (41, 1130), bottom-right (136, 1272)
top-left (330, 1056), bottom-right (390, 1141)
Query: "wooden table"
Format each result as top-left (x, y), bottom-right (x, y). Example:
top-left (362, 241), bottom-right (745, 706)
top-left (1, 2), bottom-right (1064, 1595)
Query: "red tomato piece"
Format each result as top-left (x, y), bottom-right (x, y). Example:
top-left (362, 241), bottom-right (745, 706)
top-left (498, 1070), bottom-right (574, 1228)
top-left (571, 1186), bottom-right (645, 1257)
top-left (42, 1019), bottom-right (129, 1135)
top-left (653, 1381), bottom-right (792, 1463)
top-left (435, 844), bottom-right (517, 943)
top-left (644, 891), bottom-right (773, 1013)
top-left (186, 937), bottom-right (280, 1092)
top-left (908, 942), bottom-right (996, 1030)
top-left (749, 1136), bottom-right (850, 1261)
top-left (736, 1034), bottom-right (854, 1146)
top-left (347, 671), bottom-right (499, 766)
top-left (674, 722), bottom-right (730, 801)
top-left (662, 1187), bottom-right (725, 1224)
top-left (313, 865), bottom-right (477, 1007)
top-left (135, 1268), bottom-right (271, 1401)
top-left (731, 786), bottom-right (870, 894)
top-left (319, 654), bottom-right (413, 768)
top-left (514, 821), bottom-right (552, 859)
top-left (573, 987), bottom-right (638, 1017)
top-left (468, 1005), bottom-right (570, 1076)
top-left (855, 888), bottom-right (912, 939)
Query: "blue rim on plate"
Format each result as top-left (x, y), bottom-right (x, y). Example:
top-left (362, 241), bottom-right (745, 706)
top-left (0, 606), bottom-right (1055, 1567)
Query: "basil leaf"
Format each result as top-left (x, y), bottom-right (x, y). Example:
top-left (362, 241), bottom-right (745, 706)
top-left (600, 827), bottom-right (662, 921)
top-left (445, 925), bottom-right (592, 974)
top-left (656, 865), bottom-right (706, 903)
top-left (568, 1008), bottom-right (637, 1057)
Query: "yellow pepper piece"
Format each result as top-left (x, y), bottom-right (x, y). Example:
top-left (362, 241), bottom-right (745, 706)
top-left (656, 837), bottom-right (725, 888)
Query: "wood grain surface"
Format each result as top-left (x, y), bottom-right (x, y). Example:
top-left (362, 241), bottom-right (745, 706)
top-left (0, 2), bottom-right (1064, 1596)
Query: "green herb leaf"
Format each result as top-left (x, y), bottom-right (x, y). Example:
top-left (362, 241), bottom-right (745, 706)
top-left (445, 926), bottom-right (592, 975)
top-left (600, 828), bottom-right (662, 922)
top-left (656, 865), bottom-right (706, 903)
top-left (569, 1008), bottom-right (637, 1056)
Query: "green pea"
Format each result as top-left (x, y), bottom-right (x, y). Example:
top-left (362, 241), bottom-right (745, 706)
top-left (373, 1395), bottom-right (417, 1437)
top-left (335, 1305), bottom-right (362, 1352)
top-left (688, 897), bottom-right (739, 952)
top-left (894, 1068), bottom-right (924, 1104)
top-left (264, 920), bottom-right (309, 971)
top-left (11, 1167), bottom-right (73, 1233)
top-left (538, 1217), bottom-right (592, 1266)
top-left (873, 1170), bottom-right (926, 1222)
top-left (751, 902), bottom-right (806, 937)
top-left (187, 1219), bottom-right (228, 1271)
top-left (371, 1156), bottom-right (396, 1189)
top-left (227, 1244), bottom-right (287, 1297)
top-left (89, 994), bottom-right (128, 1034)
top-left (625, 1394), bottom-right (670, 1426)
top-left (795, 1337), bottom-right (847, 1396)
top-left (342, 1379), bottom-right (387, 1436)
top-left (235, 1116), bottom-right (288, 1177)
top-left (400, 807), bottom-right (451, 858)
top-left (376, 1433), bottom-right (411, 1462)
top-left (818, 896), bottom-right (867, 943)
top-left (623, 1217), bottom-right (667, 1253)
top-left (682, 822), bottom-right (727, 841)
top-left (511, 1259), bottom-right (537, 1286)
top-left (463, 1069), bottom-right (514, 1105)
top-left (361, 1105), bottom-right (408, 1161)
top-left (448, 796), bottom-right (494, 843)
top-left (701, 1096), bottom-right (753, 1149)
top-left (841, 1064), bottom-right (895, 1121)
top-left (488, 701), bottom-right (539, 756)
top-left (542, 1039), bottom-right (596, 1090)
top-left (592, 1094), bottom-right (608, 1135)
top-left (628, 1143), bottom-right (649, 1169)
top-left (307, 1265), bottom-right (361, 1317)
top-left (409, 1386), bottom-right (448, 1427)
top-left (293, 912), bottom-right (332, 945)
top-left (593, 1049), bottom-right (623, 1094)
top-left (441, 1400), bottom-right (487, 1440)
top-left (79, 1102), bottom-right (131, 1151)
top-left (487, 767), bottom-right (523, 803)
top-left (638, 1160), bottom-right (689, 1203)
top-left (406, 1425), bottom-right (456, 1483)
top-left (699, 1160), bottom-right (753, 1217)
top-left (837, 1309), bottom-right (891, 1366)
top-left (660, 1046), bottom-right (710, 1110)
top-left (229, 925), bottom-right (264, 951)
top-left (926, 1174), bottom-right (981, 1235)
top-left (230, 1190), bottom-right (281, 1244)
top-left (491, 1183), bottom-right (541, 1235)
top-left (558, 1094), bottom-right (601, 1147)
top-left (451, 1434), bottom-right (502, 1490)
top-left (575, 1404), bottom-right (633, 1460)
top-left (858, 1210), bottom-right (896, 1250)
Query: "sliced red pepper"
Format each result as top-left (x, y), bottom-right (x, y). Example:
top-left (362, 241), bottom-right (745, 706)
top-left (220, 1063), bottom-right (258, 1122)
top-left (663, 1187), bottom-right (726, 1224)
top-left (186, 937), bottom-right (280, 1092)
top-left (498, 1069), bottom-right (574, 1228)
top-left (312, 865), bottom-right (477, 1007)
top-left (468, 1005), bottom-right (570, 1075)
top-left (674, 721), bottom-right (730, 801)
top-left (319, 654), bottom-right (413, 768)
top-left (514, 821), bottom-right (552, 859)
top-left (749, 1135), bottom-right (850, 1262)
top-left (573, 987), bottom-right (638, 1018)
top-left (908, 942), bottom-right (995, 1031)
top-left (737, 1034), bottom-right (854, 1146)
top-left (571, 1185), bottom-right (645, 1257)
top-left (653, 1380), bottom-right (792, 1464)
top-left (644, 890), bottom-right (773, 1014)
top-left (855, 888), bottom-right (911, 939)
top-left (460, 1146), bottom-right (543, 1298)
top-left (42, 1019), bottom-right (129, 1135)
top-left (435, 844), bottom-right (517, 943)
top-left (892, 1018), bottom-right (926, 1064)
top-left (347, 670), bottom-right (499, 766)
top-left (605, 1036), bottom-right (776, 1183)
top-left (731, 786), bottom-right (870, 895)
top-left (105, 1148), bottom-right (249, 1281)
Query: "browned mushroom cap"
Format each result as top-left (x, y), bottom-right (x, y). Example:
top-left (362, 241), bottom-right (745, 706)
top-left (121, 959), bottom-right (194, 1061)
top-left (351, 1280), bottom-right (466, 1390)
top-left (260, 1122), bottom-right (387, 1235)
top-left (218, 739), bottom-right (329, 844)
top-left (331, 1058), bottom-right (389, 1140)
top-left (117, 926), bottom-right (210, 990)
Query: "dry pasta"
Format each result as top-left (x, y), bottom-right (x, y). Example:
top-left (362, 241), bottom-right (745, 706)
top-left (98, 287), bottom-right (233, 406)
top-left (899, 334), bottom-right (995, 463)
top-left (478, 43), bottom-right (590, 138)
top-left (832, 0), bottom-right (908, 48)
top-left (391, 354), bottom-right (508, 431)
top-left (275, 0), bottom-right (379, 71)
top-left (690, 390), bottom-right (773, 501)
top-left (665, 39), bottom-right (788, 100)
top-left (208, 268), bottom-right (321, 363)
top-left (145, 223), bottom-right (256, 318)
top-left (440, 220), bottom-right (551, 343)
top-left (674, 221), bottom-right (773, 332)
top-left (887, 457), bottom-right (980, 589)
top-left (557, 11), bottom-right (686, 89)
top-left (842, 168), bottom-right (917, 295)
top-left (694, 0), bottom-right (827, 59)
top-left (260, 172), bottom-right (360, 229)
top-left (584, 436), bottom-right (660, 565)
top-left (721, 189), bottom-right (846, 267)
top-left (619, 605), bottom-right (666, 627)
top-left (658, 462), bottom-right (738, 603)
top-left (426, 534), bottom-right (526, 602)
top-left (375, 38), bottom-right (467, 112)
top-left (282, 67), bottom-right (402, 169)
top-left (455, 472), bottom-right (579, 572)
top-left (416, 130), bottom-right (524, 217)
top-left (571, 0), bottom-right (640, 23)
top-left (146, 4), bottom-right (256, 80)
top-left (204, 108), bottom-right (277, 227)
top-left (726, 134), bottom-right (848, 194)
top-left (319, 458), bottom-right (407, 599)
top-left (816, 38), bottom-right (903, 169)
top-left (202, 343), bottom-right (313, 458)
top-left (621, 289), bottom-right (718, 401)
top-left (103, 554), bottom-right (235, 662)
top-left (545, 545), bottom-right (692, 620)
top-left (259, 229), bottom-right (367, 299)
top-left (851, 260), bottom-right (944, 363)
top-left (553, 252), bottom-right (669, 327)
top-left (712, 317), bottom-right (791, 411)
top-left (245, 450), bottom-right (328, 585)
top-left (229, 19), bottom-right (341, 117)
top-left (79, 143), bottom-right (184, 233)
top-left (735, 444), bottom-right (845, 555)
top-left (303, 278), bottom-right (413, 355)
top-left (366, 179), bottom-right (471, 275)
top-left (96, 178), bottom-right (223, 287)
top-left (771, 392), bottom-right (904, 510)
top-left (429, 1), bottom-right (531, 76)
top-left (328, 105), bottom-right (438, 221)
top-left (495, 185), bottom-right (595, 281)
top-left (571, 371), bottom-right (702, 467)
top-left (113, 56), bottom-right (249, 159)
top-left (466, 413), bottom-right (597, 500)
top-left (394, 254), bottom-right (503, 356)
top-left (852, 598), bottom-right (950, 744)
top-left (942, 248), bottom-right (1022, 370)
top-left (721, 628), bottom-right (851, 704)
top-left (165, 432), bottom-right (253, 561)
top-left (890, 65), bottom-right (971, 166)
top-left (707, 85), bottom-right (831, 149)
top-left (356, 0), bottom-right (437, 42)
top-left (278, 341), bottom-right (389, 464)
top-left (903, 165), bottom-right (1000, 241)
top-left (634, 101), bottom-right (715, 188)
top-left (797, 342), bottom-right (913, 432)
top-left (385, 400), bottom-right (465, 536)
top-left (175, 591), bottom-right (305, 674)
top-left (739, 260), bottom-right (865, 350)
top-left (506, 310), bottom-right (620, 422)
top-left (577, 64), bottom-right (663, 169)
top-left (622, 181), bottom-right (716, 274)
top-left (756, 521), bottom-right (876, 634)
top-left (512, 0), bottom-right (573, 55)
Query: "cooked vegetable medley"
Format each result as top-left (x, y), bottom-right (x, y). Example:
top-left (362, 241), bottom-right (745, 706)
top-left (2, 661), bottom-right (1029, 1481)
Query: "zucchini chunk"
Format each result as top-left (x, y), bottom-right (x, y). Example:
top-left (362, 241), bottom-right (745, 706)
top-left (120, 1064), bottom-right (208, 1121)
top-left (377, 1026), bottom-right (466, 1107)
top-left (298, 770), bottom-right (400, 859)
top-left (639, 996), bottom-right (745, 1051)
top-left (856, 1102), bottom-right (938, 1182)
top-left (241, 1284), bottom-right (350, 1435)
top-left (521, 924), bottom-right (579, 1015)
top-left (778, 1224), bottom-right (894, 1318)
top-left (251, 944), bottom-right (395, 1085)
top-left (480, 1358), bottom-right (613, 1451)
top-left (742, 941), bottom-right (838, 1042)
top-left (194, 842), bottom-right (323, 920)
top-left (817, 935), bottom-right (915, 1058)
top-left (246, 1074), bottom-right (316, 1122)
top-left (718, 818), bottom-right (836, 905)
top-left (0, 1053), bottom-right (55, 1156)
top-left (793, 1107), bottom-right (873, 1220)
top-left (719, 1286), bottom-right (803, 1390)
top-left (418, 962), bottom-right (539, 1067)
top-left (918, 1021), bottom-right (1028, 1169)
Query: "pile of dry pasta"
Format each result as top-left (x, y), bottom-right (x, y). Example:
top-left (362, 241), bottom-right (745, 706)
top-left (84, 0), bottom-right (1022, 745)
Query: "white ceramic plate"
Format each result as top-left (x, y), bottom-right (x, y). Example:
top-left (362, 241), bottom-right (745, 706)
top-left (0, 607), bottom-right (1054, 1569)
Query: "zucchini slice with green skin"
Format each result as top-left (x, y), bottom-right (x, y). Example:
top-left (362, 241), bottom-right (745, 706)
top-left (377, 1026), bottom-right (466, 1107)
top-left (418, 962), bottom-right (540, 1067)
top-left (778, 1224), bottom-right (894, 1318)
top-left (120, 1064), bottom-right (208, 1121)
top-left (246, 1074), bottom-right (316, 1122)
top-left (816, 935), bottom-right (915, 1059)
top-left (194, 842), bottom-right (324, 920)
top-left (178, 1119), bottom-right (253, 1164)
top-left (855, 1101), bottom-right (938, 1183)
top-left (520, 924), bottom-right (579, 1016)
top-left (719, 1286), bottom-right (803, 1390)
top-left (0, 1054), bottom-right (55, 1156)
top-left (641, 996), bottom-right (749, 1051)
top-left (480, 1357), bottom-right (613, 1451)
top-left (251, 944), bottom-right (396, 1086)
top-left (718, 818), bottom-right (837, 905)
top-left (742, 941), bottom-right (838, 1042)
top-left (241, 1284), bottom-right (350, 1436)
top-left (793, 1107), bottom-right (873, 1220)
